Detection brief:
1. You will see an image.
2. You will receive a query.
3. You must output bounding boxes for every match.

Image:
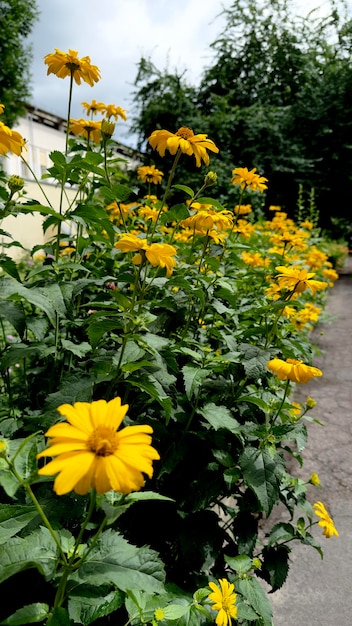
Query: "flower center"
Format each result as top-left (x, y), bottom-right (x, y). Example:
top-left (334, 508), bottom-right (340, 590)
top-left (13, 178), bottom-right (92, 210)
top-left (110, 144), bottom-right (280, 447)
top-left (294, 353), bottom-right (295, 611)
top-left (175, 127), bottom-right (194, 139)
top-left (87, 425), bottom-right (119, 456)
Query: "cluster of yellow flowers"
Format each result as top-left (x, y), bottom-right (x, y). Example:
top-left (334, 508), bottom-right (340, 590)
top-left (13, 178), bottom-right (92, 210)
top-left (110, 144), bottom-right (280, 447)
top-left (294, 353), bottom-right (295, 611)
top-left (5, 48), bottom-right (338, 565)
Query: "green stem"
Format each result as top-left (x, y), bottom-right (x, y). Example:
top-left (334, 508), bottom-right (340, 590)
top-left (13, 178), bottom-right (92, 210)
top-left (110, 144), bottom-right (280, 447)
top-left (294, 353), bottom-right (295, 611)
top-left (148, 149), bottom-right (182, 243)
top-left (271, 379), bottom-right (291, 425)
top-left (6, 457), bottom-right (66, 563)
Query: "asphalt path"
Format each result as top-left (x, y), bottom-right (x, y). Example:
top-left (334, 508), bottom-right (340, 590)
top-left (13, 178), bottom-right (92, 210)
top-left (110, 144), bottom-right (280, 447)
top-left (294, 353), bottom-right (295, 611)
top-left (267, 255), bottom-right (352, 625)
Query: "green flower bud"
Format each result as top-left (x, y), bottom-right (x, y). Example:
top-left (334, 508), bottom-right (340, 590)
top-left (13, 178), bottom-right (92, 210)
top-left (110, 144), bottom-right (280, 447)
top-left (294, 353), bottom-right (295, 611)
top-left (8, 175), bottom-right (24, 193)
top-left (204, 171), bottom-right (217, 187)
top-left (101, 118), bottom-right (116, 140)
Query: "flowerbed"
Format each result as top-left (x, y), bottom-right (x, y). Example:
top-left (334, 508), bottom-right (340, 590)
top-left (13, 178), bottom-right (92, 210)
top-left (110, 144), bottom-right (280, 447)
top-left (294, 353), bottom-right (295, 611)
top-left (0, 49), bottom-right (343, 626)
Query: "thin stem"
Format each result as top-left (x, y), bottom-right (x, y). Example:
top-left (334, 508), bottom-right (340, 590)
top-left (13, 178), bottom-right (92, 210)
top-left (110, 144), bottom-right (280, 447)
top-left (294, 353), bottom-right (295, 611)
top-left (148, 149), bottom-right (182, 243)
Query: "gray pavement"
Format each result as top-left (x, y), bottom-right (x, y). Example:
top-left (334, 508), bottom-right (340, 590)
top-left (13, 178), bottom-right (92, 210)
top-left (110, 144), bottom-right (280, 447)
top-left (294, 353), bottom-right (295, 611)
top-left (268, 254), bottom-right (352, 625)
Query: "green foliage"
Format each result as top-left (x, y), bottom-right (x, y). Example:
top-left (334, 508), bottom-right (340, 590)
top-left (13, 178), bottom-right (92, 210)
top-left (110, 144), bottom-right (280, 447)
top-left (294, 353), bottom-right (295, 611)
top-left (0, 60), bottom-right (344, 625)
top-left (0, 0), bottom-right (39, 126)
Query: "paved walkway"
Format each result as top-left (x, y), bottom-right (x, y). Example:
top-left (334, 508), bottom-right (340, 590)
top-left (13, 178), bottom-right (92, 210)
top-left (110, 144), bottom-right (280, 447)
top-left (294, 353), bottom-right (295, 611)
top-left (268, 255), bottom-right (352, 625)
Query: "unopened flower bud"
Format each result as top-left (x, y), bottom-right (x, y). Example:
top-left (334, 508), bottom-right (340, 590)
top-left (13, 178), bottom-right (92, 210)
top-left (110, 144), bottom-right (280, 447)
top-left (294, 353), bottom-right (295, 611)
top-left (306, 396), bottom-right (317, 409)
top-left (8, 175), bottom-right (24, 193)
top-left (204, 171), bottom-right (217, 187)
top-left (310, 472), bottom-right (320, 486)
top-left (101, 118), bottom-right (116, 140)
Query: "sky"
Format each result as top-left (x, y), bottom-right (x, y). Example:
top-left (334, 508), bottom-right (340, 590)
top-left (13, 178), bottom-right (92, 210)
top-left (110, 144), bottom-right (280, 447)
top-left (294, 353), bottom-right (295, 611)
top-left (27, 0), bottom-right (344, 148)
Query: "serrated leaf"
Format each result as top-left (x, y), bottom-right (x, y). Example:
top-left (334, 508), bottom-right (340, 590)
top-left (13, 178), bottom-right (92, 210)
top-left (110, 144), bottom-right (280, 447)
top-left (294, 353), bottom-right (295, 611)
top-left (181, 365), bottom-right (207, 400)
top-left (239, 447), bottom-right (285, 515)
top-left (0, 505), bottom-right (38, 544)
top-left (240, 343), bottom-right (271, 378)
top-left (68, 584), bottom-right (124, 625)
top-left (267, 522), bottom-right (296, 547)
top-left (0, 603), bottom-right (50, 625)
top-left (261, 545), bottom-right (290, 591)
top-left (0, 526), bottom-right (58, 583)
top-left (77, 529), bottom-right (165, 594)
top-left (199, 403), bottom-right (241, 434)
top-left (225, 554), bottom-right (253, 573)
top-left (236, 577), bottom-right (273, 626)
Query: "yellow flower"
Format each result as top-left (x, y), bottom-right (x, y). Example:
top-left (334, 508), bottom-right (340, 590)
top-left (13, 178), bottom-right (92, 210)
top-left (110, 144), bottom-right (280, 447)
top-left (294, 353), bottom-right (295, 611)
top-left (154, 608), bottom-right (165, 621)
top-left (37, 397), bottom-right (160, 495)
top-left (0, 120), bottom-right (25, 156)
top-left (145, 243), bottom-right (177, 277)
top-left (208, 578), bottom-right (237, 626)
top-left (70, 118), bottom-right (102, 143)
top-left (234, 204), bottom-right (252, 215)
top-left (44, 49), bottom-right (100, 86)
top-left (275, 266), bottom-right (328, 296)
top-left (231, 167), bottom-right (268, 192)
top-left (313, 501), bottom-right (339, 538)
top-left (115, 234), bottom-right (147, 253)
top-left (267, 358), bottom-right (323, 384)
top-left (310, 472), bottom-right (320, 486)
top-left (148, 126), bottom-right (219, 167)
top-left (241, 251), bottom-right (270, 267)
top-left (103, 104), bottom-right (127, 121)
top-left (137, 165), bottom-right (164, 185)
top-left (115, 236), bottom-right (177, 277)
top-left (81, 99), bottom-right (105, 116)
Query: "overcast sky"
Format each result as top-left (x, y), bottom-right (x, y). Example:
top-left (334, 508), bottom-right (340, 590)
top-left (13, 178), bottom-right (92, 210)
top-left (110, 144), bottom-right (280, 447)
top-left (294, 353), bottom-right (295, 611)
top-left (28, 0), bottom-right (345, 147)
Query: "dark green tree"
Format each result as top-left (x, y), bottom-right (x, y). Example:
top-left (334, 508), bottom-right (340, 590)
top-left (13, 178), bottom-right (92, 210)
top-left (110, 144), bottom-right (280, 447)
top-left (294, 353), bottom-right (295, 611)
top-left (0, 0), bottom-right (38, 127)
top-left (131, 0), bottom-right (352, 230)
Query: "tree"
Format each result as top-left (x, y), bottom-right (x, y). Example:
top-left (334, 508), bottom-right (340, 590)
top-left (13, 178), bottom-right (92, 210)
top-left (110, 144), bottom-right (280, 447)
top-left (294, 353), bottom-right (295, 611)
top-left (0, 0), bottom-right (38, 127)
top-left (131, 0), bottom-right (352, 230)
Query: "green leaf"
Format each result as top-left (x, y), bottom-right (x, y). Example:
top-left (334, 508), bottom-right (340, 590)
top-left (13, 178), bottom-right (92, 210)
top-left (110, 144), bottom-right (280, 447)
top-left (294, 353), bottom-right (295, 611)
top-left (0, 279), bottom-right (56, 326)
top-left (261, 545), bottom-right (290, 591)
top-left (172, 184), bottom-right (194, 197)
top-left (87, 318), bottom-right (123, 349)
top-left (46, 607), bottom-right (73, 626)
top-left (238, 395), bottom-right (270, 413)
top-left (39, 283), bottom-right (67, 319)
top-left (0, 603), bottom-right (49, 625)
top-left (0, 301), bottom-right (26, 338)
top-left (160, 204), bottom-right (190, 223)
top-left (0, 255), bottom-right (22, 282)
top-left (240, 343), bottom-right (272, 378)
top-left (239, 447), bottom-right (285, 515)
top-left (0, 505), bottom-right (38, 544)
top-left (61, 339), bottom-right (92, 358)
top-left (267, 522), bottom-right (296, 547)
top-left (163, 604), bottom-right (190, 620)
top-left (0, 526), bottom-right (58, 583)
top-left (191, 196), bottom-right (225, 209)
top-left (236, 577), bottom-right (273, 626)
top-left (225, 554), bottom-right (253, 573)
top-left (198, 403), bottom-right (241, 434)
top-left (181, 365), bottom-right (207, 400)
top-left (77, 529), bottom-right (165, 594)
top-left (68, 584), bottom-right (124, 625)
